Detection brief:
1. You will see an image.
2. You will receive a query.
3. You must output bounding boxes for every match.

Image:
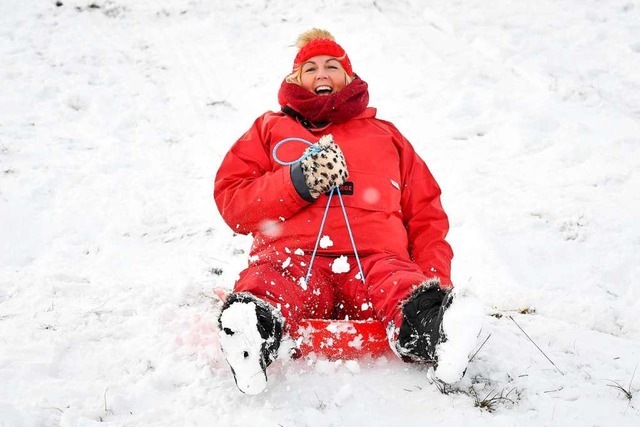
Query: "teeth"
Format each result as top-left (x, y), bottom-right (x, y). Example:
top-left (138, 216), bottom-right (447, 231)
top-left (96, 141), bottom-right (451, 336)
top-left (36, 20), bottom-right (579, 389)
top-left (315, 86), bottom-right (332, 93)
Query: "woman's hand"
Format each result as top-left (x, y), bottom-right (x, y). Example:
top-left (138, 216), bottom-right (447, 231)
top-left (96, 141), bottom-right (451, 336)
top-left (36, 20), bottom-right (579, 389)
top-left (300, 134), bottom-right (349, 199)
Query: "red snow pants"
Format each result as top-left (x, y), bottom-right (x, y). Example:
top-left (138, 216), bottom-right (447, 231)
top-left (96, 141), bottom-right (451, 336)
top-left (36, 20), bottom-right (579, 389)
top-left (233, 250), bottom-right (442, 334)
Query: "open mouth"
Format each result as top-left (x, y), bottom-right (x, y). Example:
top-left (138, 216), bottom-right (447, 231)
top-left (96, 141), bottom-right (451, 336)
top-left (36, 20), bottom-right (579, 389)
top-left (314, 85), bottom-right (333, 95)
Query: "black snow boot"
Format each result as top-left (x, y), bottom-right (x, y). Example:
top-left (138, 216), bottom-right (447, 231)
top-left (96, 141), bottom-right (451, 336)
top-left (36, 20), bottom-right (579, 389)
top-left (396, 281), bottom-right (453, 363)
top-left (218, 292), bottom-right (283, 394)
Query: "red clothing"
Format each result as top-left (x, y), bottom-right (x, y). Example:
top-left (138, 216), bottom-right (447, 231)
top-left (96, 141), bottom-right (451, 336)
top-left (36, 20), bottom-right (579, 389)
top-left (214, 107), bottom-right (453, 331)
top-left (215, 108), bottom-right (452, 281)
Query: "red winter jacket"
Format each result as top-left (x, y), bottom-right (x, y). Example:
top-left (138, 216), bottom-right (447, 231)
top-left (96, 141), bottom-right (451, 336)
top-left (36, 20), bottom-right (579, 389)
top-left (214, 107), bottom-right (453, 286)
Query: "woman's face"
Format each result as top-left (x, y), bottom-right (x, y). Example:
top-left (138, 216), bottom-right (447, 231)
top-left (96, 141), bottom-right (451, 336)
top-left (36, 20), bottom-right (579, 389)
top-left (300, 55), bottom-right (348, 95)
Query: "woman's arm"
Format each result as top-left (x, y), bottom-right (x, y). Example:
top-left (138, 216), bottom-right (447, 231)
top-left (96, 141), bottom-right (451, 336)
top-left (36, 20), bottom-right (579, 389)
top-left (397, 133), bottom-right (454, 287)
top-left (214, 115), bottom-right (311, 235)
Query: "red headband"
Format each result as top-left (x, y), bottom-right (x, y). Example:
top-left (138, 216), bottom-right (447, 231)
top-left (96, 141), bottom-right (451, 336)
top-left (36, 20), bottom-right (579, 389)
top-left (293, 38), bottom-right (353, 77)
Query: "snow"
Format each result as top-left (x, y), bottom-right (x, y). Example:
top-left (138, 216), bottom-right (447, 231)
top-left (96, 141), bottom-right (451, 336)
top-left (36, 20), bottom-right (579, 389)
top-left (326, 322), bottom-right (357, 335)
top-left (319, 235), bottom-right (334, 249)
top-left (435, 291), bottom-right (484, 384)
top-left (330, 255), bottom-right (351, 274)
top-left (1, 0), bottom-right (639, 425)
top-left (281, 256), bottom-right (291, 269)
top-left (218, 301), bottom-right (267, 395)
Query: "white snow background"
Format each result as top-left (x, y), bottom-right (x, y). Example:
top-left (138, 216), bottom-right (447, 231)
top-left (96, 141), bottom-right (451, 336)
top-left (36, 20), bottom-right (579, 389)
top-left (1, 0), bottom-right (639, 425)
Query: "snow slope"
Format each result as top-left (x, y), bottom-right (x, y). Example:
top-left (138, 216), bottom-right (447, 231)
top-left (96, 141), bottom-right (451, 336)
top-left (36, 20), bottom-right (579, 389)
top-left (1, 0), bottom-right (639, 425)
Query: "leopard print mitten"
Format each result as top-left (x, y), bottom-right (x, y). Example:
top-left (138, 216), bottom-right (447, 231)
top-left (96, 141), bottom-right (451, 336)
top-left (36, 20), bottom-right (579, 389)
top-left (300, 134), bottom-right (349, 199)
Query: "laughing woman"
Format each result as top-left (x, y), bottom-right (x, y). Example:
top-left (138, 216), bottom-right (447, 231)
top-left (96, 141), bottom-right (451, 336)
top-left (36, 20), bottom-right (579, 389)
top-left (214, 28), bottom-right (477, 394)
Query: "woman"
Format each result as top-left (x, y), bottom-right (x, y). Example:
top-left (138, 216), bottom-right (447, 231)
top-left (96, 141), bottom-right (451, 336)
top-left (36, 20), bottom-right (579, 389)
top-left (215, 29), bottom-right (468, 394)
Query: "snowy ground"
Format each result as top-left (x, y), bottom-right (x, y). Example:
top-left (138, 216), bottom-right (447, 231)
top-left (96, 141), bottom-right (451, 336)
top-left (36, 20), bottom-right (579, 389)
top-left (1, 0), bottom-right (640, 425)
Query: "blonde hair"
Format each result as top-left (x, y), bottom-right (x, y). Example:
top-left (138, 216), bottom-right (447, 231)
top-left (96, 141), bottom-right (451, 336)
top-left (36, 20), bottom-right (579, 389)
top-left (296, 28), bottom-right (335, 48)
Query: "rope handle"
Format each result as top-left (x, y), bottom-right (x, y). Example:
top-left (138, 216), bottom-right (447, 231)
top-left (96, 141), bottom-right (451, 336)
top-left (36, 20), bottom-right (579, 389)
top-left (272, 137), bottom-right (321, 165)
top-left (272, 137), bottom-right (366, 285)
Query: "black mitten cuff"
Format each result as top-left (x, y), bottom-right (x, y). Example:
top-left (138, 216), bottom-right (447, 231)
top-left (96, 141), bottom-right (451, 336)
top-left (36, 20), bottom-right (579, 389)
top-left (290, 164), bottom-right (316, 203)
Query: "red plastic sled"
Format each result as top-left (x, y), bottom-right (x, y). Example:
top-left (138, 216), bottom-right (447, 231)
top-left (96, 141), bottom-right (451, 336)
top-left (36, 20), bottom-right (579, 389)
top-left (292, 318), bottom-right (392, 359)
top-left (213, 288), bottom-right (391, 359)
